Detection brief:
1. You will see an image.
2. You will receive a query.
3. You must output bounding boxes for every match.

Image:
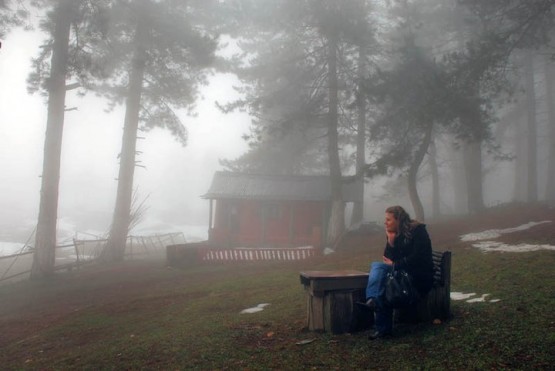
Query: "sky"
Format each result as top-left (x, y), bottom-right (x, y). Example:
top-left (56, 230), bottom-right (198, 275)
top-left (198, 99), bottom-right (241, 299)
top-left (0, 28), bottom-right (251, 242)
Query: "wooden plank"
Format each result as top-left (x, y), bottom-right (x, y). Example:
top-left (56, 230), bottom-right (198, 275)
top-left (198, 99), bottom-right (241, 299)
top-left (314, 288), bottom-right (372, 334)
top-left (310, 276), bottom-right (368, 293)
top-left (307, 291), bottom-right (325, 331)
top-left (326, 291), bottom-right (353, 334)
top-left (300, 270), bottom-right (368, 280)
top-left (300, 271), bottom-right (368, 290)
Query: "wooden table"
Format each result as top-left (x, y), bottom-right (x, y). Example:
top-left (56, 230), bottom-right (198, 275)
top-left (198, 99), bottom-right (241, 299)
top-left (300, 270), bottom-right (372, 334)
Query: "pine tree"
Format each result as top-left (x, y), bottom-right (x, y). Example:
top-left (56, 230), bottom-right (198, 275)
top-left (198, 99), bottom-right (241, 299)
top-left (94, 0), bottom-right (220, 261)
top-left (28, 0), bottom-right (109, 278)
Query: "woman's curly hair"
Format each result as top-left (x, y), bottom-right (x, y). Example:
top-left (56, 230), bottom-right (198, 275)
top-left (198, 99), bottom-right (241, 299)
top-left (385, 205), bottom-right (419, 243)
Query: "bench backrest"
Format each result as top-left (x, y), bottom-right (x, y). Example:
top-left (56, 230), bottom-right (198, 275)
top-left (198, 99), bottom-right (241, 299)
top-left (432, 250), bottom-right (452, 287)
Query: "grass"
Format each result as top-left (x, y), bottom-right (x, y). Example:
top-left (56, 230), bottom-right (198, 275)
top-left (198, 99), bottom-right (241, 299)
top-left (1, 210), bottom-right (555, 370)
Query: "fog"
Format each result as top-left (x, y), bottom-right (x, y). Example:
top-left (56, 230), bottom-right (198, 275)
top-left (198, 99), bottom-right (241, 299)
top-left (0, 29), bottom-right (250, 241)
top-left (1, 1), bottom-right (554, 249)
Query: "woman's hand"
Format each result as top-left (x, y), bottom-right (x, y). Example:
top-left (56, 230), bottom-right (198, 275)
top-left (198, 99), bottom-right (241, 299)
top-left (382, 256), bottom-right (393, 266)
top-left (386, 230), bottom-right (396, 246)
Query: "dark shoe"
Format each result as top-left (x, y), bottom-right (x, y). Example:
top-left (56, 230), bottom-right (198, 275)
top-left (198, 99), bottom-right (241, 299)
top-left (355, 298), bottom-right (376, 310)
top-left (368, 330), bottom-right (391, 340)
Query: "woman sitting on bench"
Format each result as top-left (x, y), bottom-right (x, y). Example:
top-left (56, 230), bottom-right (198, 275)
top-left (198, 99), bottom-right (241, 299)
top-left (359, 205), bottom-right (434, 340)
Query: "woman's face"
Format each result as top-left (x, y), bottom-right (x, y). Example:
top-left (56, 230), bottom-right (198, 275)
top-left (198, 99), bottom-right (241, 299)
top-left (384, 212), bottom-right (399, 233)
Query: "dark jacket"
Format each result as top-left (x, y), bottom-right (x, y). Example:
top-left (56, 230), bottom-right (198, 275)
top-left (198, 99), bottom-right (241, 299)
top-left (383, 223), bottom-right (434, 296)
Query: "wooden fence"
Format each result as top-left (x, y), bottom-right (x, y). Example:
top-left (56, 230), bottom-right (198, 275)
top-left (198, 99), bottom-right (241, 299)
top-left (0, 232), bottom-right (186, 284)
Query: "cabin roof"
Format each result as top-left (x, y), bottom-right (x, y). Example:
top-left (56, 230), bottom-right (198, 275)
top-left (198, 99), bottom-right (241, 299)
top-left (202, 171), bottom-right (363, 202)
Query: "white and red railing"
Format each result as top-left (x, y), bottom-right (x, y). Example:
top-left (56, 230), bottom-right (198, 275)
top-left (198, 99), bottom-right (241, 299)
top-left (198, 246), bottom-right (318, 262)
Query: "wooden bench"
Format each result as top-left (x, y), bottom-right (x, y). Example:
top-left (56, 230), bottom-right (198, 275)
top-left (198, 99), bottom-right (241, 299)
top-left (398, 250), bottom-right (452, 323)
top-left (300, 250), bottom-right (452, 334)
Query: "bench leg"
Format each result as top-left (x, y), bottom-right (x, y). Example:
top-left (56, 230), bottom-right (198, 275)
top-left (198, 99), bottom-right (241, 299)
top-left (305, 288), bottom-right (373, 334)
top-left (397, 286), bottom-right (451, 323)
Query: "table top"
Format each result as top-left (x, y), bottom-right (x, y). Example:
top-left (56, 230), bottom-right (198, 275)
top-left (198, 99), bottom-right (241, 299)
top-left (300, 270), bottom-right (369, 292)
top-left (300, 270), bottom-right (368, 279)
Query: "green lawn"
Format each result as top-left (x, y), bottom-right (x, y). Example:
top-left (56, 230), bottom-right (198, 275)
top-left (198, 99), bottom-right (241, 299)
top-left (1, 225), bottom-right (554, 370)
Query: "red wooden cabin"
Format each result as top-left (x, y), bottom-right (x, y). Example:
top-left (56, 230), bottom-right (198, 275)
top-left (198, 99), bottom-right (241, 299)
top-left (202, 172), bottom-right (363, 248)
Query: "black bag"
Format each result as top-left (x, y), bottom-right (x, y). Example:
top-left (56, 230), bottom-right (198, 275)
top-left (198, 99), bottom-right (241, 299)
top-left (385, 268), bottom-right (420, 308)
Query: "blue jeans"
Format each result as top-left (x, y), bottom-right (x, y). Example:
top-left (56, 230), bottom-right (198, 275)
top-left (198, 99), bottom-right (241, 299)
top-left (365, 262), bottom-right (393, 334)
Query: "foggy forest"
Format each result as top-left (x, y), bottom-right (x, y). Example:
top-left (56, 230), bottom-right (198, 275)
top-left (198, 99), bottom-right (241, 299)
top-left (1, 1), bottom-right (555, 369)
top-left (0, 0), bottom-right (553, 270)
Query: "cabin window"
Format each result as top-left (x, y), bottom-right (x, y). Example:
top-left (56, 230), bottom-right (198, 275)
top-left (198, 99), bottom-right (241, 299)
top-left (261, 203), bottom-right (281, 220)
top-left (227, 202), bottom-right (239, 231)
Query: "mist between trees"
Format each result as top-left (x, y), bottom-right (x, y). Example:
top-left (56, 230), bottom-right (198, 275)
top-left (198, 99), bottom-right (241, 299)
top-left (1, 0), bottom-right (554, 279)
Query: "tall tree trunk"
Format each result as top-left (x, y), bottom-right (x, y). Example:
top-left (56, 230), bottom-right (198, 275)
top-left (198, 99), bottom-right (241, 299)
top-left (326, 30), bottom-right (344, 246)
top-left (428, 138), bottom-right (440, 219)
top-left (103, 19), bottom-right (148, 262)
top-left (407, 123), bottom-right (433, 222)
top-left (31, 0), bottom-right (73, 279)
top-left (463, 139), bottom-right (484, 214)
top-left (543, 54), bottom-right (555, 203)
top-left (461, 94), bottom-right (484, 214)
top-left (453, 5), bottom-right (483, 214)
top-left (524, 50), bottom-right (538, 202)
top-left (450, 145), bottom-right (468, 214)
top-left (514, 114), bottom-right (527, 201)
top-left (351, 46), bottom-right (366, 226)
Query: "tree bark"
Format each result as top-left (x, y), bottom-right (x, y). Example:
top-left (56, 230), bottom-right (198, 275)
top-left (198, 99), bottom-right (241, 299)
top-left (453, 4), bottom-right (483, 214)
top-left (543, 54), bottom-right (555, 202)
top-left (463, 139), bottom-right (484, 214)
top-left (325, 29), bottom-right (345, 246)
top-left (524, 50), bottom-right (538, 202)
top-left (351, 46), bottom-right (366, 226)
top-left (407, 123), bottom-right (433, 222)
top-left (428, 138), bottom-right (440, 219)
top-left (461, 94), bottom-right (485, 214)
top-left (103, 19), bottom-right (148, 262)
top-left (31, 0), bottom-right (74, 279)
top-left (514, 114), bottom-right (527, 201)
top-left (449, 145), bottom-right (468, 214)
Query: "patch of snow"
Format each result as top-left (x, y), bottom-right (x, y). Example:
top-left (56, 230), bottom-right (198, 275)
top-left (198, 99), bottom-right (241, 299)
top-left (132, 220), bottom-right (207, 242)
top-left (466, 293), bottom-right (490, 303)
top-left (472, 241), bottom-right (555, 253)
top-left (460, 220), bottom-right (555, 253)
top-left (451, 292), bottom-right (477, 300)
top-left (460, 230), bottom-right (502, 241)
top-left (74, 230), bottom-right (107, 240)
top-left (241, 307), bottom-right (264, 314)
top-left (240, 303), bottom-right (270, 314)
top-left (451, 291), bottom-right (501, 303)
top-left (323, 247), bottom-right (335, 255)
top-left (56, 254), bottom-right (96, 261)
top-left (0, 241), bottom-right (32, 256)
top-left (460, 221), bottom-right (552, 241)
